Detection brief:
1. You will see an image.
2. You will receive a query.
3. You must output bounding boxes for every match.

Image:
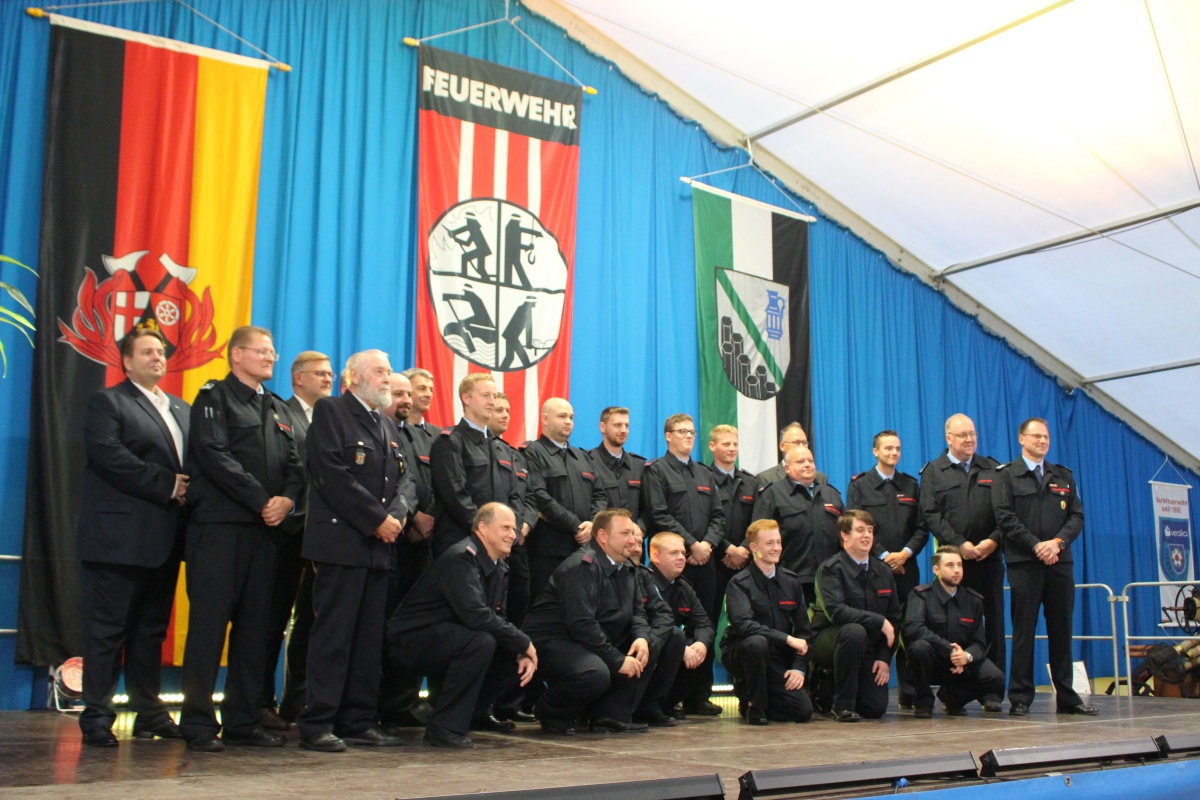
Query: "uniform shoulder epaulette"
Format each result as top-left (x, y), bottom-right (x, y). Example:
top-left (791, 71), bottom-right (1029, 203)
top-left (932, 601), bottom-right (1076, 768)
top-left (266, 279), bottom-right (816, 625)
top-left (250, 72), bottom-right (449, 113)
top-left (439, 428), bottom-right (452, 435)
top-left (912, 584), bottom-right (930, 593)
top-left (963, 586), bottom-right (984, 600)
top-left (850, 471), bottom-right (866, 482)
top-left (777, 566), bottom-right (800, 580)
top-left (520, 439), bottom-right (533, 450)
top-left (626, 450), bottom-right (645, 461)
top-left (580, 552), bottom-right (594, 564)
top-left (465, 544), bottom-right (477, 556)
top-left (198, 379), bottom-right (219, 392)
top-left (994, 462), bottom-right (1007, 470)
top-left (645, 458), bottom-right (656, 467)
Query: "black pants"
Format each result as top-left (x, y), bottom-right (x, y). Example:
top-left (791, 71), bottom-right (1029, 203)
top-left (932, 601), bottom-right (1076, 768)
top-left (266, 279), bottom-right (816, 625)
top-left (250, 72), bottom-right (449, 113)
top-left (529, 553), bottom-right (571, 605)
top-left (179, 523), bottom-right (278, 740)
top-left (1008, 560), bottom-right (1080, 707)
top-left (723, 634), bottom-right (813, 722)
top-left (892, 565), bottom-right (919, 701)
top-left (392, 623), bottom-right (519, 734)
top-left (378, 537), bottom-right (433, 725)
top-left (279, 559), bottom-right (315, 716)
top-left (963, 557), bottom-right (1006, 673)
top-left (905, 639), bottom-right (1005, 709)
top-left (298, 563), bottom-right (389, 738)
top-left (260, 526), bottom-right (305, 710)
top-left (680, 558), bottom-right (718, 705)
top-left (809, 623), bottom-right (888, 718)
top-left (534, 638), bottom-right (655, 724)
top-left (79, 557), bottom-right (180, 733)
top-left (637, 627), bottom-right (685, 716)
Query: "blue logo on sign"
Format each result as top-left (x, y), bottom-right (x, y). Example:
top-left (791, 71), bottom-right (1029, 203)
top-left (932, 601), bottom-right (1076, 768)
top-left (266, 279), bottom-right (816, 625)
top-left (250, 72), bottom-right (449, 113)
top-left (764, 290), bottom-right (785, 341)
top-left (1159, 517), bottom-right (1192, 580)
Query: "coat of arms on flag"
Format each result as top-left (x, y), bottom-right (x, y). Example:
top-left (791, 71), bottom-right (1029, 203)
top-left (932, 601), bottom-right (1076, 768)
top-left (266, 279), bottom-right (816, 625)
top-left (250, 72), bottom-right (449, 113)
top-left (415, 45), bottom-right (582, 443)
top-left (693, 184), bottom-right (813, 474)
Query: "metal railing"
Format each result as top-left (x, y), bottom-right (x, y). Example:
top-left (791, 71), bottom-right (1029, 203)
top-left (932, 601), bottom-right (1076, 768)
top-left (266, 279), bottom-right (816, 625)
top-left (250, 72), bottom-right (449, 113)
top-left (0, 553), bottom-right (19, 635)
top-left (1118, 579), bottom-right (1199, 695)
top-left (1004, 582), bottom-right (1121, 694)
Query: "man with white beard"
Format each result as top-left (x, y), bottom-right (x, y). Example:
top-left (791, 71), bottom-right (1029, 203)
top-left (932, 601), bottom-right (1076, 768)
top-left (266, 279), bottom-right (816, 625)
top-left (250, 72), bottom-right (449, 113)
top-left (298, 350), bottom-right (417, 752)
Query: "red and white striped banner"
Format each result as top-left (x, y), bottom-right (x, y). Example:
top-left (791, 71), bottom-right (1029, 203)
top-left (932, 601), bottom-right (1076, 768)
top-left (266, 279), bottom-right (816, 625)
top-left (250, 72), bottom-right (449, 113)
top-left (415, 46), bottom-right (581, 444)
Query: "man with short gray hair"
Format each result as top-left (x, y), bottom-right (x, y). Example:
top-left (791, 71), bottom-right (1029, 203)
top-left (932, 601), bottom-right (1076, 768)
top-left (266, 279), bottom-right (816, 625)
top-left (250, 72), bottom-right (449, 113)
top-left (298, 349), bottom-right (417, 751)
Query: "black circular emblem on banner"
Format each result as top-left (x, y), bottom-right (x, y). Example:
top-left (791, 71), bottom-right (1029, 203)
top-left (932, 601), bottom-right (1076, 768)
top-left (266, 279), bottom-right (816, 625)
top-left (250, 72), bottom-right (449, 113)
top-left (428, 198), bottom-right (568, 371)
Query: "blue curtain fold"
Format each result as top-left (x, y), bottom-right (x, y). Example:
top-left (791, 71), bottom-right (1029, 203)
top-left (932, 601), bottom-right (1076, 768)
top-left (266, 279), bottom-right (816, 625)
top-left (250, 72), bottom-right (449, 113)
top-left (1, 0), bottom-right (1195, 705)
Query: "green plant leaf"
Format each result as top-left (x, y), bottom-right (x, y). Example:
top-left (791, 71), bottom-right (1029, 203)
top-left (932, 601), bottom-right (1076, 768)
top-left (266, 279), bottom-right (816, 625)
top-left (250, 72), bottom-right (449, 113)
top-left (0, 255), bottom-right (37, 276)
top-left (0, 315), bottom-right (35, 348)
top-left (0, 340), bottom-right (7, 378)
top-left (0, 280), bottom-right (34, 317)
top-left (0, 304), bottom-right (35, 331)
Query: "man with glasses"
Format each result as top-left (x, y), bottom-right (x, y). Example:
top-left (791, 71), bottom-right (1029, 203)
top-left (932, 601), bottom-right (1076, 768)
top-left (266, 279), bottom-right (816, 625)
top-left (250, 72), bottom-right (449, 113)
top-left (918, 413), bottom-right (1005, 710)
top-left (643, 413), bottom-right (726, 716)
top-left (756, 422), bottom-right (826, 491)
top-left (181, 325), bottom-right (305, 751)
top-left (260, 351), bottom-right (334, 730)
top-left (994, 417), bottom-right (1095, 717)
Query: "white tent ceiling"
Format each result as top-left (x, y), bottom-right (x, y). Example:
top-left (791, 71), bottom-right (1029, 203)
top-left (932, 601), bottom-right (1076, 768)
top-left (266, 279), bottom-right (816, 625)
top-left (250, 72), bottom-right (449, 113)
top-left (527, 0), bottom-right (1200, 469)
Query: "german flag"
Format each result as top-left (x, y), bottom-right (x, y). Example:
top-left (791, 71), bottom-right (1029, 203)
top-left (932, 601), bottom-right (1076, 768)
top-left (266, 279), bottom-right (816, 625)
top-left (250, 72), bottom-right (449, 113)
top-left (17, 16), bottom-right (269, 667)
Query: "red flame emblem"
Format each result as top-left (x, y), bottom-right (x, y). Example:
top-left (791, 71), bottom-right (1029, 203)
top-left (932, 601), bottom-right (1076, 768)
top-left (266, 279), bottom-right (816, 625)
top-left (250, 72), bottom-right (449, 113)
top-left (58, 250), bottom-right (224, 372)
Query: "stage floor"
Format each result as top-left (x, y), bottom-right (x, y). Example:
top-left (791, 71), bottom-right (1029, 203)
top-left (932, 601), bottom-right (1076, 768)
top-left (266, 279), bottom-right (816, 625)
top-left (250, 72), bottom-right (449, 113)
top-left (2, 693), bottom-right (1198, 799)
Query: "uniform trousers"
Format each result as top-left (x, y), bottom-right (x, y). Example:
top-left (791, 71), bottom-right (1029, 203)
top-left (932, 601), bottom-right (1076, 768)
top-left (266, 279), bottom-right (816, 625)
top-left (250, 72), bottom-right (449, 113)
top-left (378, 538), bottom-right (434, 725)
top-left (905, 640), bottom-right (1005, 709)
top-left (1007, 560), bottom-right (1081, 707)
top-left (962, 558), bottom-right (1007, 674)
top-left (809, 623), bottom-right (889, 718)
top-left (79, 558), bottom-right (179, 733)
top-left (891, 566), bottom-right (920, 702)
top-left (391, 623), bottom-right (519, 734)
top-left (529, 553), bottom-right (569, 605)
top-left (534, 639), bottom-right (655, 724)
top-left (680, 559), bottom-right (718, 706)
top-left (179, 523), bottom-right (278, 739)
top-left (723, 635), bottom-right (813, 721)
top-left (636, 627), bottom-right (685, 716)
top-left (260, 528), bottom-right (305, 711)
top-left (298, 563), bottom-right (389, 738)
top-left (279, 559), bottom-right (315, 716)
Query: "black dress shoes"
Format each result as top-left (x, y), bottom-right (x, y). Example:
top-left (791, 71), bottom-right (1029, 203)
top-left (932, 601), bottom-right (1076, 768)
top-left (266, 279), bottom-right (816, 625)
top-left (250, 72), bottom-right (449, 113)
top-left (1009, 702), bottom-right (1030, 716)
top-left (83, 727), bottom-right (119, 747)
top-left (746, 707), bottom-right (768, 726)
top-left (832, 709), bottom-right (861, 723)
top-left (589, 717), bottom-right (649, 733)
top-left (913, 706), bottom-right (933, 719)
top-left (186, 735), bottom-right (225, 752)
top-left (132, 718), bottom-right (183, 739)
top-left (539, 718), bottom-right (577, 735)
top-left (494, 708), bottom-right (537, 723)
top-left (683, 701), bottom-right (723, 717)
top-left (634, 710), bottom-right (678, 728)
top-left (299, 731), bottom-right (347, 752)
top-left (471, 715), bottom-right (516, 733)
top-left (223, 727), bottom-right (286, 747)
top-left (425, 725), bottom-right (474, 749)
top-left (341, 728), bottom-right (403, 746)
top-left (1057, 703), bottom-right (1099, 716)
top-left (944, 705), bottom-right (968, 717)
top-left (982, 700), bottom-right (1003, 713)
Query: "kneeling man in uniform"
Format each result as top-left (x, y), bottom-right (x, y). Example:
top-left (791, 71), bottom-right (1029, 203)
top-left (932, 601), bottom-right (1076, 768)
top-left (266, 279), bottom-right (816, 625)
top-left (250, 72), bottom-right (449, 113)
top-left (903, 545), bottom-right (1005, 718)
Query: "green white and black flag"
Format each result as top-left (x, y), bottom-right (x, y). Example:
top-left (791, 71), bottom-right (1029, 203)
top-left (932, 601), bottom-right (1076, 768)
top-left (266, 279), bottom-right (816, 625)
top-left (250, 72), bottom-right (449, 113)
top-left (693, 183), bottom-right (811, 473)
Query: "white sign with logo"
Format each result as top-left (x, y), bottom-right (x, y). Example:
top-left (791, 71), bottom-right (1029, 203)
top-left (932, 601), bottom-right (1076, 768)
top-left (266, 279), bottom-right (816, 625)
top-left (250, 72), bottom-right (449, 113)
top-left (1151, 480), bottom-right (1193, 626)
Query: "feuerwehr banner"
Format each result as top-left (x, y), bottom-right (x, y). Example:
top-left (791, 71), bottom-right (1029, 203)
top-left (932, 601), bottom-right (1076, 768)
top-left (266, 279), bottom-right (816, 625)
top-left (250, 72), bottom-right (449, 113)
top-left (414, 46), bottom-right (581, 443)
top-left (1151, 480), bottom-right (1194, 626)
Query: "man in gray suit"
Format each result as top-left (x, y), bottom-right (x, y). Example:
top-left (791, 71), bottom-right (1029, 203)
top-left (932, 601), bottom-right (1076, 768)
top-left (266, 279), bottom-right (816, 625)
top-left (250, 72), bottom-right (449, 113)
top-left (261, 351), bottom-right (333, 728)
top-left (77, 322), bottom-right (190, 746)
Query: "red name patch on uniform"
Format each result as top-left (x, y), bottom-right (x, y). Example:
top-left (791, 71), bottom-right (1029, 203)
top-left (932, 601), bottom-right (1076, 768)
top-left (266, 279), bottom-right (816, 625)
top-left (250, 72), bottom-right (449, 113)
top-left (499, 459), bottom-right (513, 468)
top-left (582, 471), bottom-right (595, 481)
top-left (977, 478), bottom-right (992, 485)
top-left (961, 618), bottom-right (975, 623)
top-left (679, 607), bottom-right (691, 613)
top-left (876, 588), bottom-right (892, 595)
top-left (898, 495), bottom-right (916, 504)
top-left (277, 422), bottom-right (292, 434)
top-left (697, 485), bottom-right (712, 494)
top-left (779, 600), bottom-right (797, 607)
top-left (628, 479), bottom-right (641, 487)
top-left (516, 470), bottom-right (528, 479)
top-left (419, 454), bottom-right (431, 463)
top-left (740, 495), bottom-right (755, 502)
top-left (824, 504), bottom-right (840, 514)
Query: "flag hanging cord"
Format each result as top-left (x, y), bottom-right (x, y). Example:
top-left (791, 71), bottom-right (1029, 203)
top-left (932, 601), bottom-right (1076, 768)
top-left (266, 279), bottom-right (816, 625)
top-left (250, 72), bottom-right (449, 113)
top-left (1149, 455), bottom-right (1193, 488)
top-left (682, 144), bottom-right (817, 222)
top-left (402, 0), bottom-right (597, 95)
top-left (26, 0), bottom-right (292, 71)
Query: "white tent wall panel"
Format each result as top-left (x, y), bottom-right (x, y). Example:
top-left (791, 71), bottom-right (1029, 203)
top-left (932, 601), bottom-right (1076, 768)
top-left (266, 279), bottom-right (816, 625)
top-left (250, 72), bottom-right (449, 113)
top-left (1099, 366), bottom-right (1200, 463)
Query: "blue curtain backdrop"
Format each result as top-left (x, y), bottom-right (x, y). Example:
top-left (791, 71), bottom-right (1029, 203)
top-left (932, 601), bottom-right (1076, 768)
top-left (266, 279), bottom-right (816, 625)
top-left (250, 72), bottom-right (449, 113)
top-left (1, 0), bottom-right (1195, 708)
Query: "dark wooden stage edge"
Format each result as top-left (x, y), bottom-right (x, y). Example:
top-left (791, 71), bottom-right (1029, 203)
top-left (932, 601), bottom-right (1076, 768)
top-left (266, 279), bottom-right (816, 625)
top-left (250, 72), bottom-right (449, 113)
top-left (2, 693), bottom-right (1198, 799)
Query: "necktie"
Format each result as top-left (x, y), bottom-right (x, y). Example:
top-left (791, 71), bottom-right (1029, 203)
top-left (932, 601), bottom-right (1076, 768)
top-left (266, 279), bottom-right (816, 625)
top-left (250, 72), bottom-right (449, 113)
top-left (961, 461), bottom-right (970, 473)
top-left (369, 409), bottom-right (384, 441)
top-left (1034, 463), bottom-right (1043, 483)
